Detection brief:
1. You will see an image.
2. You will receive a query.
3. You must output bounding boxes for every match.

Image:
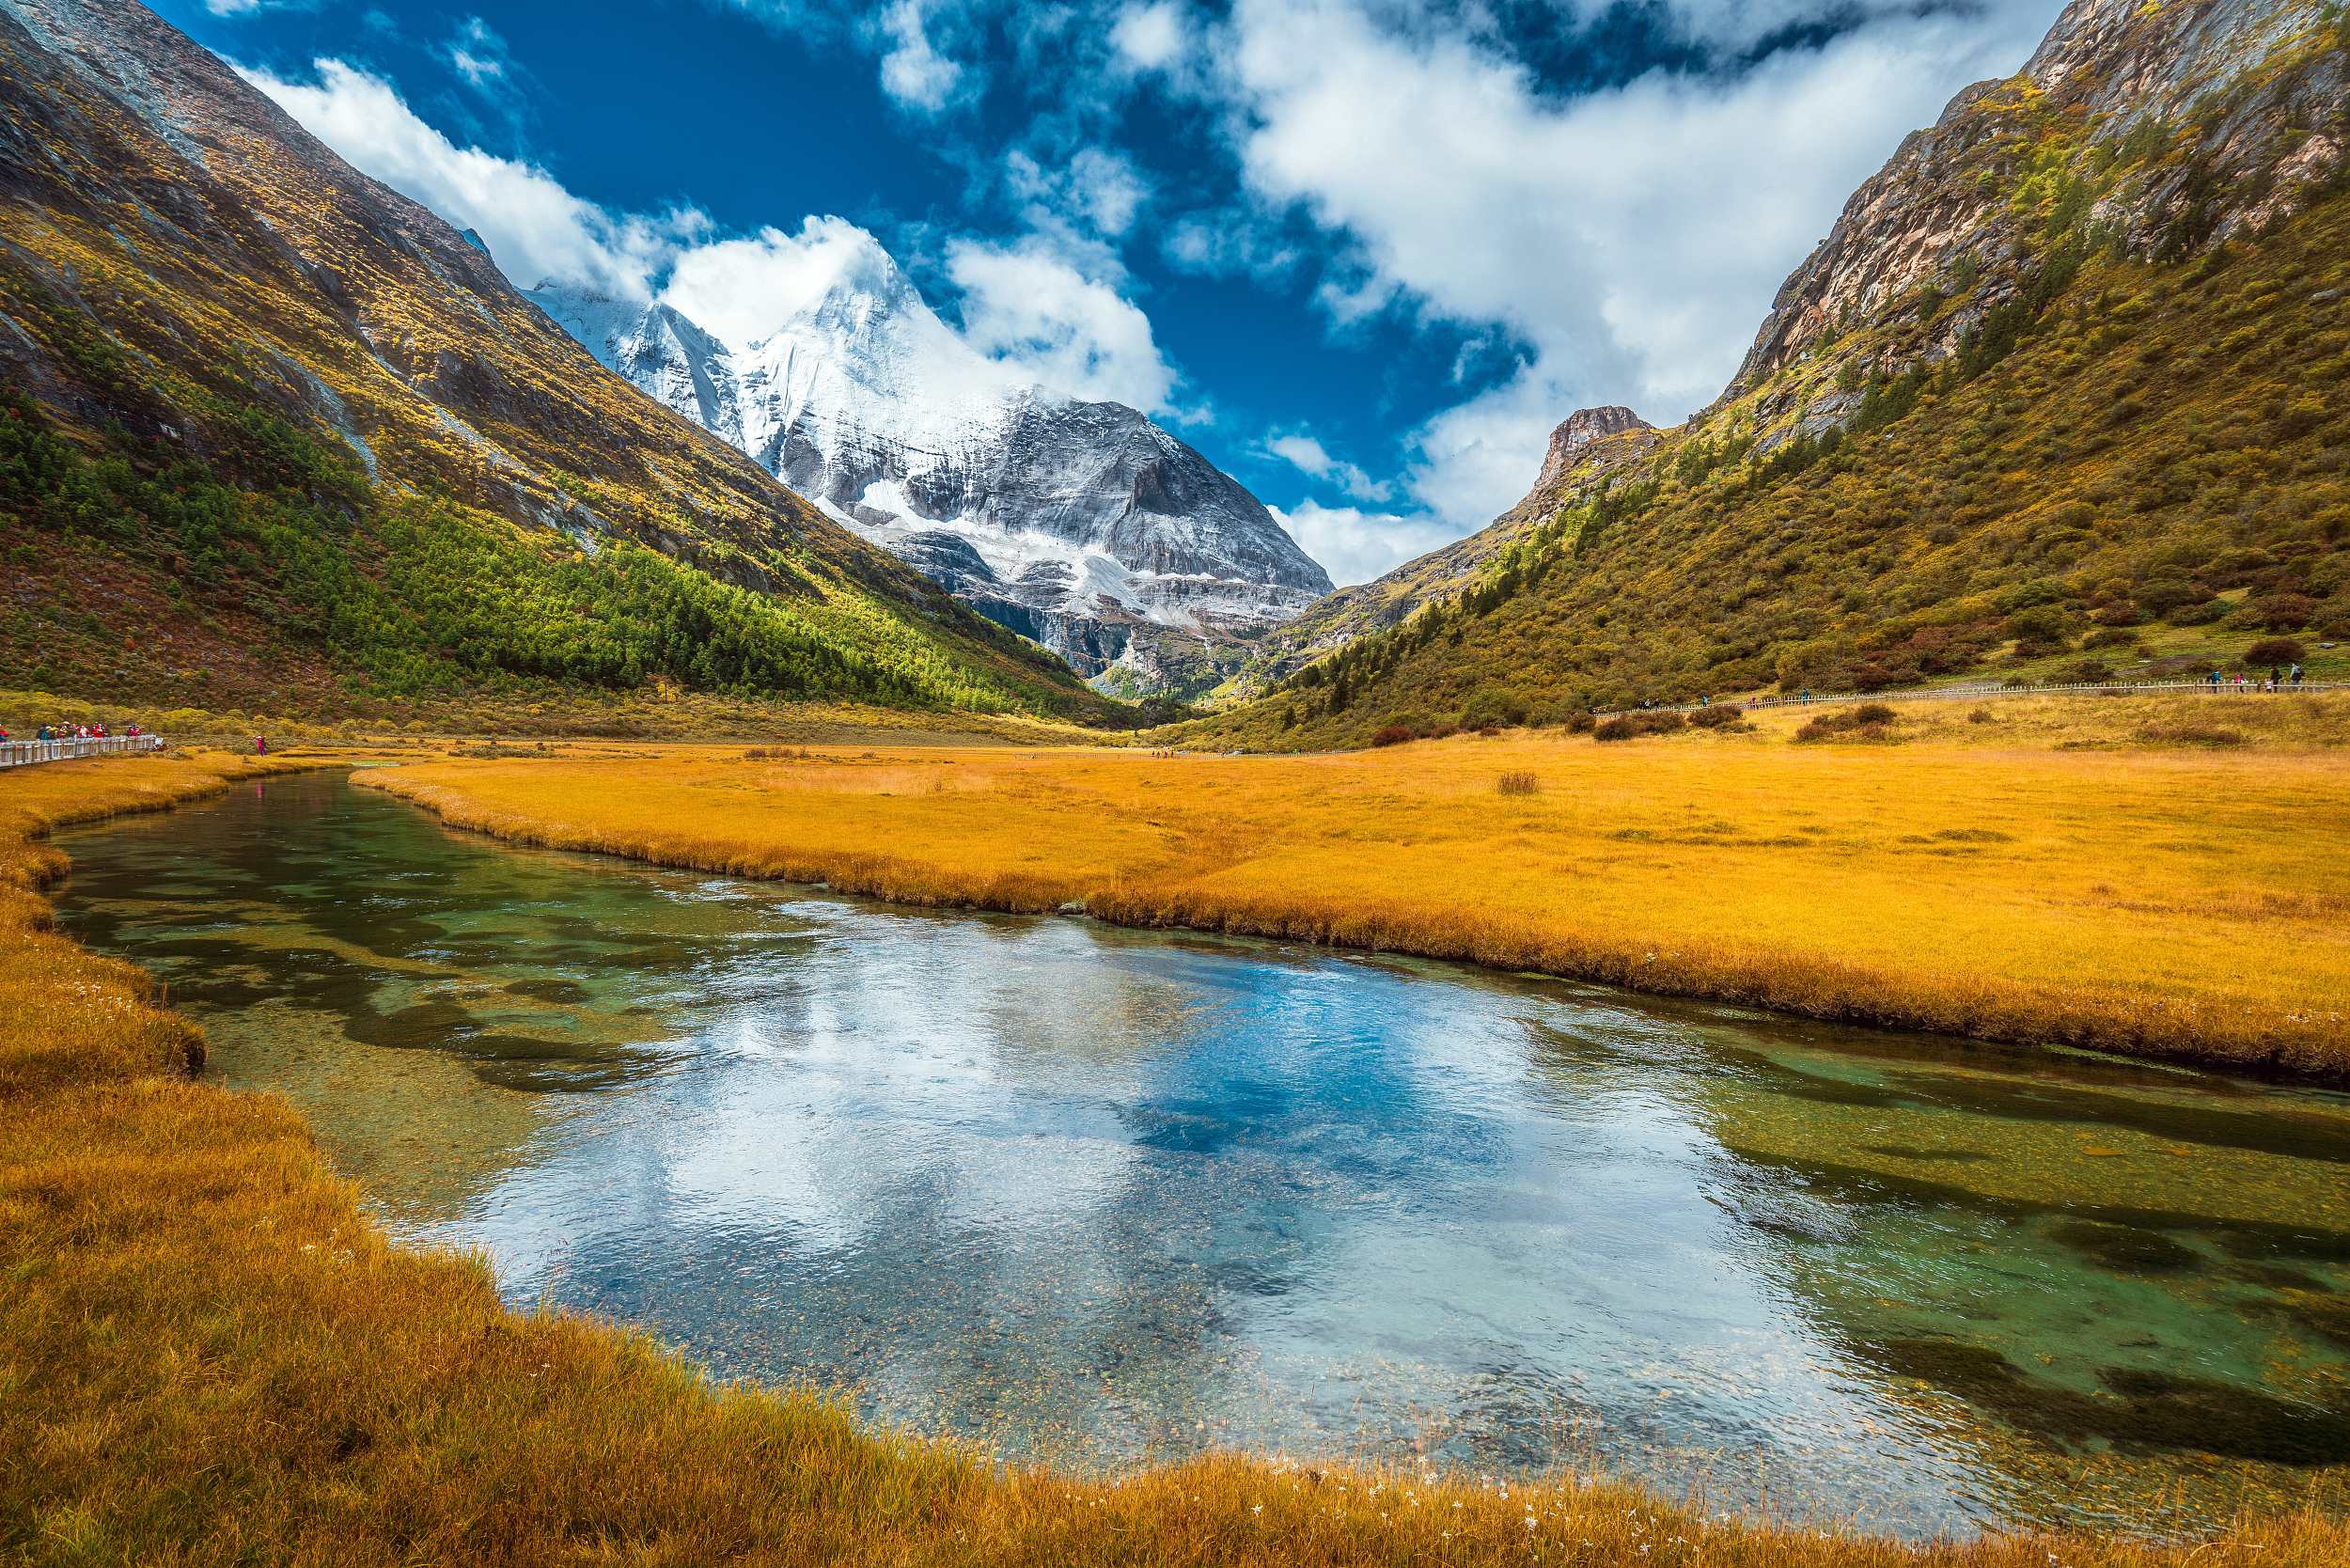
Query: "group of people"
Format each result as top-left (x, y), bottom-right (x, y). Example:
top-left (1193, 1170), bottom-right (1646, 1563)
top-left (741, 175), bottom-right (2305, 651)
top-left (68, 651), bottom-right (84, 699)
top-left (18, 722), bottom-right (135, 740)
top-left (0, 722), bottom-right (149, 743)
top-left (2204, 666), bottom-right (2305, 689)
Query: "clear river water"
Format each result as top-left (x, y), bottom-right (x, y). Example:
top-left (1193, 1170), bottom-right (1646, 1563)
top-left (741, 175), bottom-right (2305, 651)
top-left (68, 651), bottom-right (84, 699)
top-left (54, 770), bottom-right (2350, 1538)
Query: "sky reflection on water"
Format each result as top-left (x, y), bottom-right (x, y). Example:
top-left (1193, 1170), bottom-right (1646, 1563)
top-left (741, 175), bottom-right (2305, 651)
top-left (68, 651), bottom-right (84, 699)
top-left (55, 771), bottom-right (2350, 1537)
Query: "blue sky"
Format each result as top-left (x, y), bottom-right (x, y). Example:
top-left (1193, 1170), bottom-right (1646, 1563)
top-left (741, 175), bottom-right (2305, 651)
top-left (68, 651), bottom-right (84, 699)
top-left (156, 0), bottom-right (2061, 585)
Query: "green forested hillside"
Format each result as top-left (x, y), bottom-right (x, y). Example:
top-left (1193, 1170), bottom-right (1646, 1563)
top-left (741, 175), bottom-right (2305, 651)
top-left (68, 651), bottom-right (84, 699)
top-left (1168, 7), bottom-right (2350, 751)
top-left (0, 0), bottom-right (1120, 729)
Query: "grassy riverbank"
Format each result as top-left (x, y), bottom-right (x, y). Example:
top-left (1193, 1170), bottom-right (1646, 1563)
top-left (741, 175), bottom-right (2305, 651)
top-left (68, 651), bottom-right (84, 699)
top-left (0, 685), bottom-right (1125, 754)
top-left (359, 691), bottom-right (2350, 1075)
top-left (3, 754), bottom-right (2347, 1561)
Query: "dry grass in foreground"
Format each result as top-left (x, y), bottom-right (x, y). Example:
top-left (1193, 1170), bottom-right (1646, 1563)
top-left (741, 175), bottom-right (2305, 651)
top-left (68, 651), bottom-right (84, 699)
top-left (361, 693), bottom-right (2350, 1075)
top-left (0, 758), bottom-right (2344, 1561)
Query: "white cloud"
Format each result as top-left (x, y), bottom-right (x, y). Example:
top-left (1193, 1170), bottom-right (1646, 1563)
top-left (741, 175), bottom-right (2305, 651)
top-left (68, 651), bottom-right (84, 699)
top-left (240, 59), bottom-right (680, 297)
top-left (1111, 2), bottom-right (1189, 71)
top-left (876, 0), bottom-right (965, 113)
top-left (1009, 148), bottom-right (1152, 240)
top-left (1207, 0), bottom-right (2061, 529)
top-left (446, 17), bottom-right (513, 89)
top-left (657, 216), bottom-right (887, 349)
top-left (1264, 430), bottom-right (1391, 502)
top-left (245, 57), bottom-right (1182, 413)
top-left (1269, 500), bottom-right (1457, 589)
top-left (945, 235), bottom-right (1178, 412)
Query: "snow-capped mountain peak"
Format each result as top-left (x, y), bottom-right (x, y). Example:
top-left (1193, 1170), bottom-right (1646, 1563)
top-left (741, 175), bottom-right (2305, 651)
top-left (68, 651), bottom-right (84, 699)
top-left (529, 251), bottom-right (1331, 693)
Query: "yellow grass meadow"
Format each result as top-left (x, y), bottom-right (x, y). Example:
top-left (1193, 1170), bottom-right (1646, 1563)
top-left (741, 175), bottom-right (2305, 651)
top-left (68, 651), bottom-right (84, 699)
top-left (361, 694), bottom-right (2350, 1075)
top-left (3, 741), bottom-right (2346, 1564)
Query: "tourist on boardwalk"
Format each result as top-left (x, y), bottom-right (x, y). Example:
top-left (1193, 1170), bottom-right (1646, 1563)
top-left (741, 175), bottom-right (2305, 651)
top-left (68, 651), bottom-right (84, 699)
top-left (2291, 664), bottom-right (2305, 686)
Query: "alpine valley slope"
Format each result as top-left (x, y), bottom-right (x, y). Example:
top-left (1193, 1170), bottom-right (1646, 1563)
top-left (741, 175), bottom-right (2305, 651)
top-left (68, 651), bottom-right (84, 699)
top-left (533, 249), bottom-right (1334, 702)
top-left (0, 0), bottom-right (1121, 729)
top-left (1183, 0), bottom-right (2350, 745)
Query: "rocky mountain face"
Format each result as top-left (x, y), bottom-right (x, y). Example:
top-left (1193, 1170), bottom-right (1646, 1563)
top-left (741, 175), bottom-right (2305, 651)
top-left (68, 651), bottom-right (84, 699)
top-left (534, 258), bottom-right (1331, 698)
top-left (0, 0), bottom-right (1110, 723)
top-left (1534, 406), bottom-right (1654, 487)
top-left (1723, 0), bottom-right (2347, 415)
top-left (1168, 0), bottom-right (2350, 749)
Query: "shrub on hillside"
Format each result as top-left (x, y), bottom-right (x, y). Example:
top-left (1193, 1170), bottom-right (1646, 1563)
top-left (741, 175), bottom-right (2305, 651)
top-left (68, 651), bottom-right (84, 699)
top-left (2237, 594), bottom-right (2321, 632)
top-left (2137, 580), bottom-right (2212, 618)
top-left (2062, 660), bottom-right (2118, 684)
top-left (2243, 636), bottom-right (2307, 666)
top-left (1566, 712), bottom-right (1597, 734)
top-left (1688, 706), bottom-right (1743, 729)
top-left (1371, 725), bottom-right (1415, 747)
top-left (2003, 604), bottom-right (2076, 651)
top-left (2168, 599), bottom-right (2232, 625)
top-left (2082, 626), bottom-right (2143, 650)
top-left (1459, 685), bottom-right (1531, 729)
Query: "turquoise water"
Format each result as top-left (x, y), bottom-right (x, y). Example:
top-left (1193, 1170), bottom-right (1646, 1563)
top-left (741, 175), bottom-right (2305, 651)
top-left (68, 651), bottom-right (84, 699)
top-left (55, 771), bottom-right (2350, 1536)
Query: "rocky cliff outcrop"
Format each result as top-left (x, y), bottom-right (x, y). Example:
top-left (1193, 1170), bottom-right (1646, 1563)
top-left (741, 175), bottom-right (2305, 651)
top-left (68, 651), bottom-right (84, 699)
top-left (1724, 0), bottom-right (2346, 402)
top-left (1534, 406), bottom-right (1654, 487)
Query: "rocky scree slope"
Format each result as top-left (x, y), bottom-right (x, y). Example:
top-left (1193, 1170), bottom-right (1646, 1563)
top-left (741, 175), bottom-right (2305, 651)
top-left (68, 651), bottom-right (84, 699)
top-left (0, 0), bottom-right (1115, 726)
top-left (1171, 0), bottom-right (2350, 750)
top-left (535, 257), bottom-right (1330, 701)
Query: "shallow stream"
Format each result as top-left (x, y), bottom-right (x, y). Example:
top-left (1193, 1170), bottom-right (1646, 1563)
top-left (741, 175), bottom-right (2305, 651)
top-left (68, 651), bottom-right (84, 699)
top-left (55, 770), bottom-right (2350, 1537)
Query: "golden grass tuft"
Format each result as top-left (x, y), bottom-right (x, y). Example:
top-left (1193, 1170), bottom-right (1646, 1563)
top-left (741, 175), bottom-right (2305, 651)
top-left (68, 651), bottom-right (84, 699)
top-left (3, 753), bottom-right (2346, 1563)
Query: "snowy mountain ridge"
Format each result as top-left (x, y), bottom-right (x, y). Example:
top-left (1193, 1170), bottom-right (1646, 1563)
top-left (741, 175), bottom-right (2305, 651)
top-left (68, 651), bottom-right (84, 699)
top-left (530, 252), bottom-right (1331, 693)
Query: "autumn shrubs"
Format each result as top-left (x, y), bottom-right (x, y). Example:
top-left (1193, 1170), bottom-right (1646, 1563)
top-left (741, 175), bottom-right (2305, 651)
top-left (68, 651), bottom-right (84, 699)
top-left (1496, 770), bottom-right (1539, 794)
top-left (2244, 637), bottom-right (2307, 668)
top-left (2236, 594), bottom-right (2322, 633)
top-left (1794, 702), bottom-right (1903, 743)
top-left (1588, 705), bottom-right (1755, 742)
top-left (1593, 712), bottom-right (1685, 741)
